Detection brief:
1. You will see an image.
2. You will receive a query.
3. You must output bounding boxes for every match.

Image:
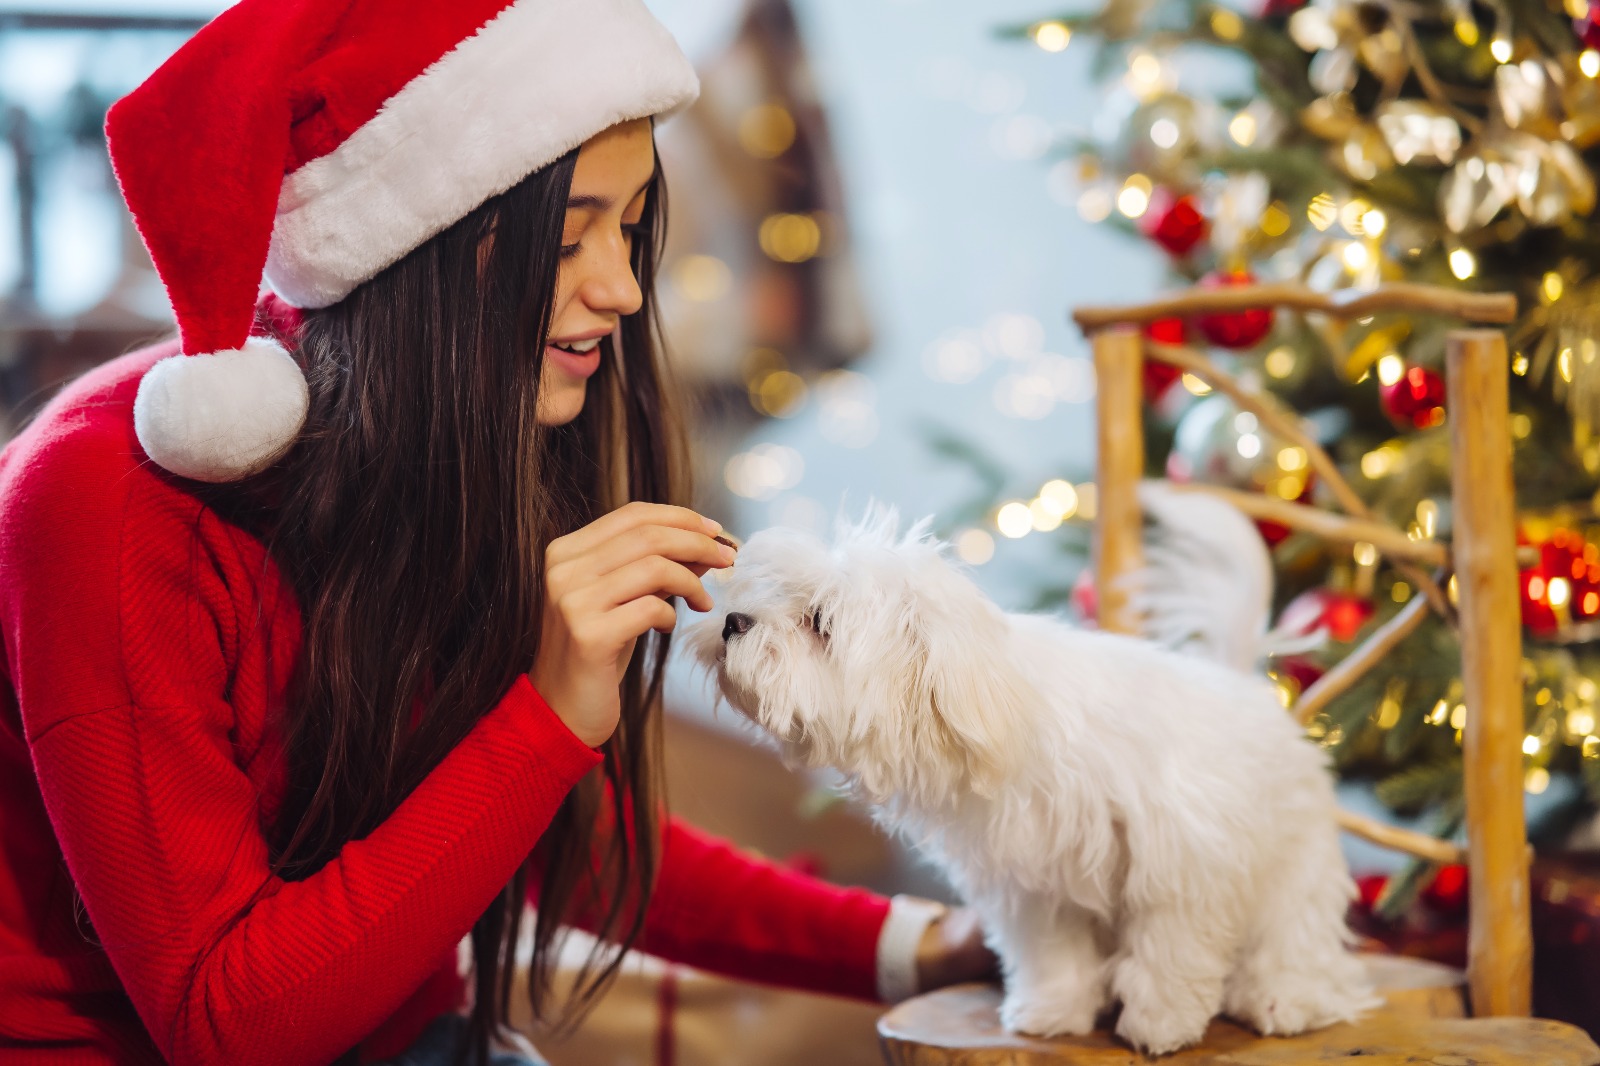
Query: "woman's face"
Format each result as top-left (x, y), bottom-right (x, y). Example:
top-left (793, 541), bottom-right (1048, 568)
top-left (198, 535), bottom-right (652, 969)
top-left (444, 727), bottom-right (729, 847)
top-left (538, 117), bottom-right (656, 425)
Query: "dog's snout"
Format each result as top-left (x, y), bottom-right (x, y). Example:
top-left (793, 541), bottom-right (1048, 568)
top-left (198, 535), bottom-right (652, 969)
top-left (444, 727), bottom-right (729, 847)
top-left (722, 612), bottom-right (755, 641)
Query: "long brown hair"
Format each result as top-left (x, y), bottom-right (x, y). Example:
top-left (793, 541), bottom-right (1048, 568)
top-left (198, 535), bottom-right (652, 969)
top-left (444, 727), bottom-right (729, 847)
top-left (203, 137), bottom-right (684, 1063)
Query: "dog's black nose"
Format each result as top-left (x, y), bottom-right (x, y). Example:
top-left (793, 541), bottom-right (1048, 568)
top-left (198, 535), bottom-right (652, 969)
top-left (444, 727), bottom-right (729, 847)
top-left (722, 612), bottom-right (754, 641)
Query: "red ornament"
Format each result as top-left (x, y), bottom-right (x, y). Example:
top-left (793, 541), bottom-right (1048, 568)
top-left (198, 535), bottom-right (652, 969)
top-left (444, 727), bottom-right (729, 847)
top-left (1142, 318), bottom-right (1186, 398)
top-left (1577, 1), bottom-right (1600, 48)
top-left (1261, 0), bottom-right (1307, 15)
top-left (1275, 653), bottom-right (1326, 693)
top-left (1070, 567), bottom-right (1099, 626)
top-left (1519, 527), bottom-right (1600, 633)
top-left (1140, 189), bottom-right (1208, 257)
top-left (1379, 365), bottom-right (1447, 429)
top-left (1278, 587), bottom-right (1375, 644)
top-left (1192, 270), bottom-right (1274, 350)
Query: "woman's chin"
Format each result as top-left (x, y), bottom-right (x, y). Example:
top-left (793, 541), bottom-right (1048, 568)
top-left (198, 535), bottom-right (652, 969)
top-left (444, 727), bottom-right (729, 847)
top-left (535, 383), bottom-right (588, 426)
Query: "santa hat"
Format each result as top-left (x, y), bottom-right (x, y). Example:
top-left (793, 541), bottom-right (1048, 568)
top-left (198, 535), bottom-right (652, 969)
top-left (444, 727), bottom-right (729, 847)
top-left (107, 0), bottom-right (699, 483)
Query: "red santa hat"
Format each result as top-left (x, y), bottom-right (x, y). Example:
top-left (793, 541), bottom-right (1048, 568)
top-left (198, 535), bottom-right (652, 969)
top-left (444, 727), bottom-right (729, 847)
top-left (107, 0), bottom-right (699, 483)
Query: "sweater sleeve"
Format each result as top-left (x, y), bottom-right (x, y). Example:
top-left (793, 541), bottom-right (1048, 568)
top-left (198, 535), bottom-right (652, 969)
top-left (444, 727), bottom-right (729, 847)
top-left (635, 818), bottom-right (893, 1001)
top-left (0, 434), bottom-right (602, 1065)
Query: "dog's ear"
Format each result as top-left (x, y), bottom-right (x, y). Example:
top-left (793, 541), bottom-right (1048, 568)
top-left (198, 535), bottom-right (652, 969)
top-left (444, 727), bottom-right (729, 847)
top-left (910, 599), bottom-right (1032, 799)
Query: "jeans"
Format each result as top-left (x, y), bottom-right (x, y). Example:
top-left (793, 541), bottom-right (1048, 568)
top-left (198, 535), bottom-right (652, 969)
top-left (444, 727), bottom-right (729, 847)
top-left (376, 1013), bottom-right (547, 1066)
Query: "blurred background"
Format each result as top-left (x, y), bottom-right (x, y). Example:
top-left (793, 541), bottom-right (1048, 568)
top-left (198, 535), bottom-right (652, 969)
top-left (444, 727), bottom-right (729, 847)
top-left (0, 2), bottom-right (1140, 1062)
top-left (14, 0), bottom-right (1600, 1059)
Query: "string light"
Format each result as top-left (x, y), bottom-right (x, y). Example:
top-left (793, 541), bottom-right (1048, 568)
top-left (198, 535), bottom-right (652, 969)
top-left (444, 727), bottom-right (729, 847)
top-left (996, 502), bottom-right (1033, 539)
top-left (1451, 703), bottom-right (1467, 729)
top-left (1038, 479), bottom-right (1080, 519)
top-left (1523, 734), bottom-right (1542, 755)
top-left (1391, 580), bottom-right (1411, 602)
top-left (1582, 50), bottom-right (1600, 78)
top-left (1031, 20), bottom-right (1070, 52)
top-left (1448, 247), bottom-right (1476, 280)
top-left (1416, 499), bottom-right (1439, 537)
top-left (1260, 201), bottom-right (1292, 238)
top-left (956, 529), bottom-right (996, 564)
top-left (1117, 175), bottom-right (1153, 218)
top-left (1307, 192), bottom-right (1337, 231)
top-left (1353, 542), bottom-right (1377, 567)
top-left (1586, 735), bottom-right (1600, 758)
top-left (1209, 7), bottom-right (1243, 40)
top-left (1361, 208), bottom-right (1387, 237)
top-left (1453, 17), bottom-right (1479, 46)
top-left (1543, 271), bottom-right (1565, 303)
top-left (1511, 413), bottom-right (1532, 439)
top-left (1560, 347), bottom-right (1575, 383)
top-left (1277, 446), bottom-right (1308, 471)
top-left (759, 213), bottom-right (823, 263)
top-left (1341, 241), bottom-right (1371, 272)
top-left (1526, 767), bottom-right (1550, 794)
top-left (1264, 346), bottom-right (1296, 378)
top-left (1181, 372), bottom-right (1211, 395)
top-left (738, 104), bottom-right (796, 159)
top-left (1512, 352), bottom-right (1530, 375)
top-left (1429, 698), bottom-right (1450, 725)
top-left (1490, 37), bottom-right (1512, 63)
top-left (1229, 110), bottom-right (1257, 146)
top-left (1376, 353), bottom-right (1406, 386)
top-left (1550, 576), bottom-right (1572, 608)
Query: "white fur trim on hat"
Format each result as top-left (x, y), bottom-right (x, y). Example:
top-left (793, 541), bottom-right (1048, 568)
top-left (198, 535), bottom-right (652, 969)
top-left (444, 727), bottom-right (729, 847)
top-left (264, 0), bottom-right (699, 309)
top-left (133, 338), bottom-right (309, 482)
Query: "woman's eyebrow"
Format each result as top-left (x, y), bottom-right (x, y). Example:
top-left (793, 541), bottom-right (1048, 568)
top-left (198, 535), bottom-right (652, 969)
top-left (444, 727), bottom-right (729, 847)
top-left (566, 174), bottom-right (658, 213)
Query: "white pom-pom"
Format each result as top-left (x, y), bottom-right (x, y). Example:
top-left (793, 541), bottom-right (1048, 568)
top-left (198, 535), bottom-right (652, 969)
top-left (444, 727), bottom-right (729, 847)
top-left (133, 337), bottom-right (309, 483)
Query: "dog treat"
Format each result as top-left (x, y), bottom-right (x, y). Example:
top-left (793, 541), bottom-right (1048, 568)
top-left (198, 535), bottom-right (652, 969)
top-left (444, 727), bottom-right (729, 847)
top-left (713, 533), bottom-right (740, 553)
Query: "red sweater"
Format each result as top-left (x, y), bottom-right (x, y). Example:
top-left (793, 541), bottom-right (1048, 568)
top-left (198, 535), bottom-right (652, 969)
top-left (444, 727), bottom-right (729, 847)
top-left (0, 341), bottom-right (891, 1065)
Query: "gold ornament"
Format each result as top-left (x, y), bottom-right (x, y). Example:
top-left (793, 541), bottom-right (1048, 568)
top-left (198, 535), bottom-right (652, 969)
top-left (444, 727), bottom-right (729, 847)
top-left (1122, 93), bottom-right (1202, 182)
top-left (1337, 124), bottom-right (1395, 181)
top-left (1560, 55), bottom-right (1600, 149)
top-left (1496, 58), bottom-right (1567, 140)
top-left (1357, 28), bottom-right (1408, 88)
top-left (1375, 101), bottom-right (1461, 166)
top-left (1302, 92), bottom-right (1362, 141)
top-left (1439, 148), bottom-right (1519, 233)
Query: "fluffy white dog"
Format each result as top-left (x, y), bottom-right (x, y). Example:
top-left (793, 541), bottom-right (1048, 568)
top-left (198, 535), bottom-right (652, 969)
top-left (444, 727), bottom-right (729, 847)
top-left (685, 487), bottom-right (1376, 1054)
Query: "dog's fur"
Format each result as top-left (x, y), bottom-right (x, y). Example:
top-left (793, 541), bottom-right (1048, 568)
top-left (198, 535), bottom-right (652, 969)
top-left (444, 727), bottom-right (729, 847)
top-left (685, 501), bottom-right (1375, 1054)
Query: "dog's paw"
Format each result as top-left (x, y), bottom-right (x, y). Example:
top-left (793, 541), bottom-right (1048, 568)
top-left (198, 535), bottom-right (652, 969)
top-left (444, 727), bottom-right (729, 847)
top-left (1114, 1006), bottom-right (1208, 1057)
top-left (998, 992), bottom-right (1097, 1039)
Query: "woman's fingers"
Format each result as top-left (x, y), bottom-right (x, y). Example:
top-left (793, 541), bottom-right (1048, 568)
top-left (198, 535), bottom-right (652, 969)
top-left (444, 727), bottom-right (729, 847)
top-left (576, 524), bottom-right (735, 582)
top-left (583, 554), bottom-right (713, 615)
top-left (551, 501), bottom-right (720, 563)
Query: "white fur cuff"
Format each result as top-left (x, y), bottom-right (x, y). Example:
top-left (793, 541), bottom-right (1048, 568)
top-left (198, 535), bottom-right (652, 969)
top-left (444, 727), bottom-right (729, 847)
top-left (875, 895), bottom-right (947, 1004)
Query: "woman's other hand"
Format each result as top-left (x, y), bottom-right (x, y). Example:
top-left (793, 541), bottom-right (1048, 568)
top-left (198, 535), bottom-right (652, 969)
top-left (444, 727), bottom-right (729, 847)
top-left (532, 502), bottom-right (734, 747)
top-left (915, 905), bottom-right (1000, 993)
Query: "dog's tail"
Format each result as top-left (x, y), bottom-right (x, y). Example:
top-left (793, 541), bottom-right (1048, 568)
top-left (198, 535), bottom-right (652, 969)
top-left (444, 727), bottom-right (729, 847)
top-left (1127, 480), bottom-right (1313, 672)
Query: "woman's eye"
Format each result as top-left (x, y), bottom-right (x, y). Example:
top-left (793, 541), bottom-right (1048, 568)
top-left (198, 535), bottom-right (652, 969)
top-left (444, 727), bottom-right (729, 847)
top-left (559, 242), bottom-right (581, 260)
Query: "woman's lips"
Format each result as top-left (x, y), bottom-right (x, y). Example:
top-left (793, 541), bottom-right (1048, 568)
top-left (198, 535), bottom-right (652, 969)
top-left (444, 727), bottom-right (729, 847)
top-left (546, 343), bottom-right (601, 379)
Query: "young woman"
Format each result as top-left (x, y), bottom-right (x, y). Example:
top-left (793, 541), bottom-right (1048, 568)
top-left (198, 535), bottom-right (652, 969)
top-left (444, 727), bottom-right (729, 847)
top-left (0, 2), bottom-right (993, 1065)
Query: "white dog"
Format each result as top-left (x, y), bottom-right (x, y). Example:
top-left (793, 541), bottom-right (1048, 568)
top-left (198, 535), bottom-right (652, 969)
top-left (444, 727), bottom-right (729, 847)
top-left (686, 487), bottom-right (1375, 1055)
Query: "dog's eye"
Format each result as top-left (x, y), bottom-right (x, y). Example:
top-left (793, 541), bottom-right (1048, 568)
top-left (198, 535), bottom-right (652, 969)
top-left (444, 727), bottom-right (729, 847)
top-left (809, 609), bottom-right (826, 636)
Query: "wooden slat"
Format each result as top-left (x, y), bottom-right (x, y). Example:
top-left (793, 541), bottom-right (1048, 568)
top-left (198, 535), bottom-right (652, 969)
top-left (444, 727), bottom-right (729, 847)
top-left (1072, 283), bottom-right (1518, 333)
top-left (1448, 329), bottom-right (1533, 1018)
top-left (1092, 327), bottom-right (1144, 636)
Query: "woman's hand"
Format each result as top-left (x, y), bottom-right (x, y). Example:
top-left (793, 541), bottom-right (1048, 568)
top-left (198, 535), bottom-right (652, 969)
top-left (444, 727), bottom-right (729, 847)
top-left (915, 906), bottom-right (1000, 993)
top-left (531, 502), bottom-right (735, 747)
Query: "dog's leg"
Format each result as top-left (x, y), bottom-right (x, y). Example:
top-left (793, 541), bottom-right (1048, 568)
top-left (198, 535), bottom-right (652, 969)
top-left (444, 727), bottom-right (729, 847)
top-left (1110, 897), bottom-right (1236, 1055)
top-left (991, 894), bottom-right (1109, 1038)
top-left (1223, 827), bottom-right (1378, 1035)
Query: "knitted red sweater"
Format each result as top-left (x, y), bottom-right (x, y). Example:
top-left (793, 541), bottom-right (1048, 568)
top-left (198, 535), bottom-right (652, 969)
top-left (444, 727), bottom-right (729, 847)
top-left (0, 342), bottom-right (890, 1065)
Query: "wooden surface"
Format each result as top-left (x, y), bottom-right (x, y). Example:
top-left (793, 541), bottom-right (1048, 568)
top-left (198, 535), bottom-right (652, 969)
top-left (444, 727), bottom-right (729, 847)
top-left (1447, 329), bottom-right (1534, 1017)
top-left (878, 957), bottom-right (1598, 1066)
top-left (1092, 327), bottom-right (1145, 636)
top-left (1072, 283), bottom-right (1518, 332)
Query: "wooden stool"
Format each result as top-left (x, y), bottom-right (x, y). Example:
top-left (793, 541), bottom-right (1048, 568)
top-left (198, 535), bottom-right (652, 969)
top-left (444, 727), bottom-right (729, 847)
top-left (879, 956), bottom-right (1600, 1065)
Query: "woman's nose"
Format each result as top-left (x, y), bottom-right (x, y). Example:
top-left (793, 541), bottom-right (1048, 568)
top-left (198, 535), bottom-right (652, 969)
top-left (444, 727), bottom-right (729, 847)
top-left (722, 613), bottom-right (754, 641)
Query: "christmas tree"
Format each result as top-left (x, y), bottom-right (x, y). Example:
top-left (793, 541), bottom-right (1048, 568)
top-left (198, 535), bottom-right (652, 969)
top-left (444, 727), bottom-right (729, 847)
top-left (992, 0), bottom-right (1600, 910)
